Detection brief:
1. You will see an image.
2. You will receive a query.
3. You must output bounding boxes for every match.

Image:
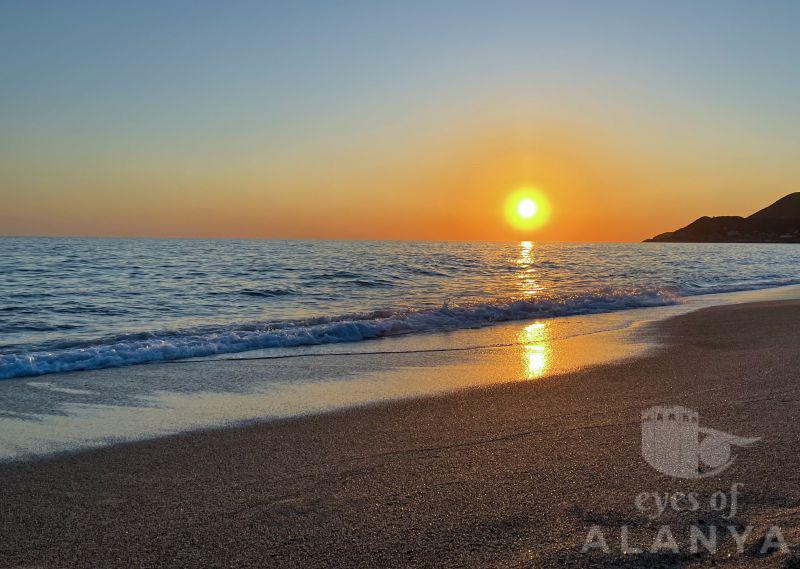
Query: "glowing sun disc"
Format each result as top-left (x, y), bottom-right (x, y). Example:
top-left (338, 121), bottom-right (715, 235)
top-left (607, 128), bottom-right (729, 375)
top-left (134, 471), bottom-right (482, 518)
top-left (517, 199), bottom-right (537, 219)
top-left (504, 187), bottom-right (551, 232)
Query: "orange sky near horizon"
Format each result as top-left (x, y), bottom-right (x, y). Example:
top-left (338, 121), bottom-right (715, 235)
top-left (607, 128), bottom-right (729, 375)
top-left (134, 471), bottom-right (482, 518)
top-left (4, 113), bottom-right (795, 242)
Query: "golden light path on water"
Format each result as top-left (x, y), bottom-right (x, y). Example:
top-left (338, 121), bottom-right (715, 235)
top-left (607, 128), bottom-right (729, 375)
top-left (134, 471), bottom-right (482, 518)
top-left (516, 240), bottom-right (543, 297)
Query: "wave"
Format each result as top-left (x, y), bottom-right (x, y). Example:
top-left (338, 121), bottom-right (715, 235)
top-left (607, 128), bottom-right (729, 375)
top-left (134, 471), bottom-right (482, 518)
top-left (0, 323), bottom-right (82, 333)
top-left (352, 278), bottom-right (396, 288)
top-left (4, 274), bottom-right (800, 381)
top-left (0, 287), bottom-right (679, 380)
top-left (240, 288), bottom-right (297, 298)
top-left (679, 277), bottom-right (800, 295)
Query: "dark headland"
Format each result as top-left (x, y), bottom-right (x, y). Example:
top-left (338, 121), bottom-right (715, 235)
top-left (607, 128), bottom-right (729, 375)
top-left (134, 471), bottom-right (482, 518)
top-left (645, 192), bottom-right (800, 242)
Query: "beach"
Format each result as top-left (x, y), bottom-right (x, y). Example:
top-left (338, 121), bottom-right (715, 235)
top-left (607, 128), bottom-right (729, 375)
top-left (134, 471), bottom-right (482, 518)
top-left (5, 2), bottom-right (798, 566)
top-left (2, 299), bottom-right (800, 567)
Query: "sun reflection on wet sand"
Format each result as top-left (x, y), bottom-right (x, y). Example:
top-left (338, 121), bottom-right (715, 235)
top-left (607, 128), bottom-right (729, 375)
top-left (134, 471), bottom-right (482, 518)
top-left (519, 321), bottom-right (550, 379)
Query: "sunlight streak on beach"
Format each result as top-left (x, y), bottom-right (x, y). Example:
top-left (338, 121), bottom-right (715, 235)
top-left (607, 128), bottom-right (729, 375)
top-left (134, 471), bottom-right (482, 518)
top-left (519, 321), bottom-right (550, 379)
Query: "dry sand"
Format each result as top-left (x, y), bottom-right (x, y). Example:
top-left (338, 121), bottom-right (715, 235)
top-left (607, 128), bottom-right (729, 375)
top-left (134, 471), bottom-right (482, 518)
top-left (3, 300), bottom-right (800, 568)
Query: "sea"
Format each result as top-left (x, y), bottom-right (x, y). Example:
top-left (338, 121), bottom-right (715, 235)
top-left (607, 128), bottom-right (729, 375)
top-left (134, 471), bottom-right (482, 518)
top-left (3, 237), bottom-right (800, 381)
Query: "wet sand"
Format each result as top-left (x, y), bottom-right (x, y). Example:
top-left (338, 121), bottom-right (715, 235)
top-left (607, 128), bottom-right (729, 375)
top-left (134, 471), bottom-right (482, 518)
top-left (2, 300), bottom-right (800, 568)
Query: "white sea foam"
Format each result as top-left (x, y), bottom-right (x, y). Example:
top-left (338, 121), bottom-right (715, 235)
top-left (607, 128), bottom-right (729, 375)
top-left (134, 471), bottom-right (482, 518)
top-left (0, 288), bottom-right (679, 379)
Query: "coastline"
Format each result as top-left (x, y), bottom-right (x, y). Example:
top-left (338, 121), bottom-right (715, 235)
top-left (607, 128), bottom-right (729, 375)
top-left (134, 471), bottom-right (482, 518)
top-left (3, 283), bottom-right (800, 461)
top-left (3, 299), bottom-right (800, 567)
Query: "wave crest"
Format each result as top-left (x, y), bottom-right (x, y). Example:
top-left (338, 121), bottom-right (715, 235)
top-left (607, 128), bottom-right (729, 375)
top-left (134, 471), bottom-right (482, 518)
top-left (0, 288), bottom-right (679, 380)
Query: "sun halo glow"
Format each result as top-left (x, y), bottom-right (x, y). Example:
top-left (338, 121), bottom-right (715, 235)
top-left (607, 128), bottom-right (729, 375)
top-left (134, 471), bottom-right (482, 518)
top-left (504, 188), bottom-right (551, 232)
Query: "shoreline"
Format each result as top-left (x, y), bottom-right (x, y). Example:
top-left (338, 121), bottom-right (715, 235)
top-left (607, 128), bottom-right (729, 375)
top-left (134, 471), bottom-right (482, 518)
top-left (3, 283), bottom-right (800, 461)
top-left (3, 300), bottom-right (800, 566)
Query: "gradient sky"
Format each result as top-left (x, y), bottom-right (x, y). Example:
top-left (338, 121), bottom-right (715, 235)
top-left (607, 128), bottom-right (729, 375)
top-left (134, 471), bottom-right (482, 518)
top-left (2, 0), bottom-right (799, 241)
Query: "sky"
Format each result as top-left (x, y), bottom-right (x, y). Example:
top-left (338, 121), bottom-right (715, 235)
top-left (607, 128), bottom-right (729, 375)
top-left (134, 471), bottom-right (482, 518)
top-left (1, 0), bottom-right (799, 241)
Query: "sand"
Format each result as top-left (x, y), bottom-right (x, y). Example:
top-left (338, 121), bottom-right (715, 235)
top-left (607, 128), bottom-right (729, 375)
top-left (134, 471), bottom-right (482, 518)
top-left (2, 300), bottom-right (800, 568)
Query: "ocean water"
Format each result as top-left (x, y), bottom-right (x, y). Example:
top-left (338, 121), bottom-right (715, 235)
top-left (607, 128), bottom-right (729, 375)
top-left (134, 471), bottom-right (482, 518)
top-left (2, 237), bottom-right (800, 380)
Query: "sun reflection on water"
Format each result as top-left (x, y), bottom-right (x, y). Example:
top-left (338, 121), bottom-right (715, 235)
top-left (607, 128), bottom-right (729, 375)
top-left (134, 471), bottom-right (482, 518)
top-left (519, 321), bottom-right (550, 379)
top-left (516, 240), bottom-right (543, 297)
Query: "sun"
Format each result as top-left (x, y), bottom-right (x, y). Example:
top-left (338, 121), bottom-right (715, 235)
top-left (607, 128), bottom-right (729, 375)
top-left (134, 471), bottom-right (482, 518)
top-left (504, 187), bottom-right (551, 232)
top-left (517, 198), bottom-right (537, 219)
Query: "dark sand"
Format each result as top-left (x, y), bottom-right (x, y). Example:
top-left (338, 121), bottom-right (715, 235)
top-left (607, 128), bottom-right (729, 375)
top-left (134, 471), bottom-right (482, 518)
top-left (3, 301), bottom-right (800, 568)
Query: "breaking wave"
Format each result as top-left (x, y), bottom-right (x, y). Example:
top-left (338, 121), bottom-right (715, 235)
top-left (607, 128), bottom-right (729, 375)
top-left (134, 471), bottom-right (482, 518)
top-left (0, 288), bottom-right (679, 380)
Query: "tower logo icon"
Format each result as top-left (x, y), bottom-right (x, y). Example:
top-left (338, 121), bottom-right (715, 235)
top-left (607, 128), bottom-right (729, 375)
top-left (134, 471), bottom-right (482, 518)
top-left (641, 406), bottom-right (760, 478)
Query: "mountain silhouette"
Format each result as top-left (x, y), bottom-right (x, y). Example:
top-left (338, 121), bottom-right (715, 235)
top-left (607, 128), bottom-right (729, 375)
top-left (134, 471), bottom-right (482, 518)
top-left (645, 193), bottom-right (800, 243)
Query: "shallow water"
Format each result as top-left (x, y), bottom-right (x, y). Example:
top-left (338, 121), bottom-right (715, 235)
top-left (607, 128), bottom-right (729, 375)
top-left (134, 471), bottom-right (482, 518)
top-left (1, 284), bottom-right (799, 460)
